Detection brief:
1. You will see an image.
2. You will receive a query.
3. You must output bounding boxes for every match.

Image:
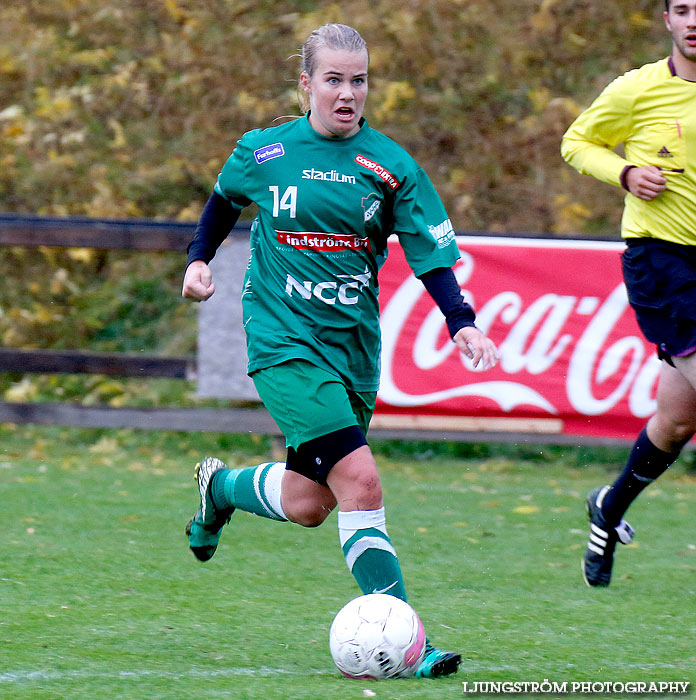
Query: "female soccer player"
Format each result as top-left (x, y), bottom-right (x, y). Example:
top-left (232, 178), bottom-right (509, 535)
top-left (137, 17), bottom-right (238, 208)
top-left (562, 0), bottom-right (696, 587)
top-left (182, 23), bottom-right (499, 677)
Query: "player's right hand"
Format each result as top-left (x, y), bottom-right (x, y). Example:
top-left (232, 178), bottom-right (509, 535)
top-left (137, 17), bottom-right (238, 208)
top-left (625, 165), bottom-right (667, 201)
top-left (182, 260), bottom-right (215, 301)
top-left (453, 326), bottom-right (500, 371)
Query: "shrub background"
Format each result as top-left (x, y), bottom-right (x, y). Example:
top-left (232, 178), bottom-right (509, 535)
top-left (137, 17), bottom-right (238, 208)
top-left (0, 0), bottom-right (672, 234)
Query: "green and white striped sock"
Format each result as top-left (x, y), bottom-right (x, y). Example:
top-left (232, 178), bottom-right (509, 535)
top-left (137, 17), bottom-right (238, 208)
top-left (338, 507), bottom-right (408, 602)
top-left (212, 462), bottom-right (287, 521)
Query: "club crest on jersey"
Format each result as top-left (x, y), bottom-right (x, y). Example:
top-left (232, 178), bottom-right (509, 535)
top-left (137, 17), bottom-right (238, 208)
top-left (362, 193), bottom-right (381, 222)
top-left (254, 143), bottom-right (285, 164)
top-left (355, 154), bottom-right (401, 190)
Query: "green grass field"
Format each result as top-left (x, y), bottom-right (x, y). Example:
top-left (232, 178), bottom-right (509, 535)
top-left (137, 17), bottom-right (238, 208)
top-left (1, 425), bottom-right (694, 700)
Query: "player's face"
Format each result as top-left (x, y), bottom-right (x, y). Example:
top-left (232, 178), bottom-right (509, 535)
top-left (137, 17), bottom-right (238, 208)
top-left (301, 47), bottom-right (368, 139)
top-left (665, 1), bottom-right (696, 62)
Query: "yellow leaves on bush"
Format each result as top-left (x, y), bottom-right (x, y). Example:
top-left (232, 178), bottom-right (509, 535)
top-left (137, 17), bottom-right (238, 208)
top-left (373, 81), bottom-right (415, 123)
top-left (0, 105), bottom-right (28, 144)
top-left (34, 86), bottom-right (75, 120)
top-left (176, 202), bottom-right (203, 222)
top-left (0, 50), bottom-right (18, 75)
top-left (0, 0), bottom-right (672, 233)
top-left (108, 118), bottom-right (126, 149)
top-left (50, 268), bottom-right (79, 295)
top-left (69, 47), bottom-right (113, 69)
top-left (385, 10), bottom-right (418, 40)
top-left (629, 12), bottom-right (654, 29)
top-left (163, 0), bottom-right (197, 30)
top-left (528, 88), bottom-right (551, 115)
top-left (5, 378), bottom-right (39, 403)
top-left (2, 123), bottom-right (24, 140)
top-left (552, 194), bottom-right (592, 235)
top-left (236, 91), bottom-right (282, 124)
top-left (530, 0), bottom-right (561, 33)
top-left (67, 248), bottom-right (94, 263)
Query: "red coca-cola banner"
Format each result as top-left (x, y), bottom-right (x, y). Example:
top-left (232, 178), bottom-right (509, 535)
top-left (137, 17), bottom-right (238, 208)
top-left (376, 236), bottom-right (659, 441)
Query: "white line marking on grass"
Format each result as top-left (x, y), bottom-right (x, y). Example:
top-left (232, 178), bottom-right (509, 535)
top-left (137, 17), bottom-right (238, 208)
top-left (4, 660), bottom-right (689, 685)
top-left (0, 667), bottom-right (335, 684)
top-left (460, 661), bottom-right (689, 673)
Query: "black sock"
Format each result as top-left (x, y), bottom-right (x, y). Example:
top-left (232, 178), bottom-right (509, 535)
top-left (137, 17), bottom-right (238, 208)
top-left (601, 427), bottom-right (680, 526)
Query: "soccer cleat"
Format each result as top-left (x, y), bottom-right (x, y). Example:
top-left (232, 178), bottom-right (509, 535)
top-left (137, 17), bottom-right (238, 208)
top-left (582, 485), bottom-right (635, 587)
top-left (415, 640), bottom-right (461, 678)
top-left (185, 457), bottom-right (233, 562)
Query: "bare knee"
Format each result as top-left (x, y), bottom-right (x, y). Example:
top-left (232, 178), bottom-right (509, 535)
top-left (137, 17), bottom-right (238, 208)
top-left (280, 469), bottom-right (336, 527)
top-left (652, 363), bottom-right (696, 451)
top-left (286, 501), bottom-right (334, 528)
top-left (350, 473), bottom-right (383, 509)
top-left (649, 413), bottom-right (696, 452)
top-left (327, 446), bottom-right (383, 512)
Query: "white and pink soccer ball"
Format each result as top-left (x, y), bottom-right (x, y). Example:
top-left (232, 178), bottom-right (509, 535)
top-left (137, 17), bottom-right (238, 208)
top-left (329, 594), bottom-right (426, 679)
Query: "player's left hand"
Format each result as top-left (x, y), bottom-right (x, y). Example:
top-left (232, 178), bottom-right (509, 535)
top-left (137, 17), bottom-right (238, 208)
top-left (453, 326), bottom-right (500, 370)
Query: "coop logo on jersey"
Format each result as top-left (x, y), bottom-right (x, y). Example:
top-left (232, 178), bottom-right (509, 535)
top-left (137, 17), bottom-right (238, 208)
top-left (285, 267), bottom-right (372, 306)
top-left (254, 143), bottom-right (285, 164)
top-left (355, 155), bottom-right (401, 190)
top-left (428, 219), bottom-right (455, 248)
top-left (276, 230), bottom-right (371, 252)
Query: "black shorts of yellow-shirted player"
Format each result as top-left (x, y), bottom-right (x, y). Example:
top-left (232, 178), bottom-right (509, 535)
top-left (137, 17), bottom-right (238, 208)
top-left (561, 0), bottom-right (696, 588)
top-left (182, 22), bottom-right (500, 678)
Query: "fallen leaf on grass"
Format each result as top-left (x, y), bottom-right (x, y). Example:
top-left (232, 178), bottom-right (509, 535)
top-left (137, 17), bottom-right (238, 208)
top-left (513, 505), bottom-right (540, 514)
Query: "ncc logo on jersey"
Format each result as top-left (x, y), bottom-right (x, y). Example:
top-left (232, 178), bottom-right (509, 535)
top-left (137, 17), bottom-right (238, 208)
top-left (254, 143), bottom-right (285, 164)
top-left (285, 268), bottom-right (372, 306)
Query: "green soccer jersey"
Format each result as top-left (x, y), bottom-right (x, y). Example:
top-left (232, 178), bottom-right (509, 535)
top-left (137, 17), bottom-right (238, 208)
top-left (214, 114), bottom-right (460, 391)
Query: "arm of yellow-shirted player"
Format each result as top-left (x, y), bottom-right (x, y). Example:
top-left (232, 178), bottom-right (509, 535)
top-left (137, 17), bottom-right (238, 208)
top-left (561, 72), bottom-right (637, 189)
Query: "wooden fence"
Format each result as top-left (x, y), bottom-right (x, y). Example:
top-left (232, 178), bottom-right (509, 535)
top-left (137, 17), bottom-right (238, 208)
top-left (0, 214), bottom-right (282, 436)
top-left (0, 214), bottom-right (628, 445)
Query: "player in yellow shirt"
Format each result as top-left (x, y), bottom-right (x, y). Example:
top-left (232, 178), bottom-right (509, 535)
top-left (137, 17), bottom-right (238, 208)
top-left (561, 0), bottom-right (696, 587)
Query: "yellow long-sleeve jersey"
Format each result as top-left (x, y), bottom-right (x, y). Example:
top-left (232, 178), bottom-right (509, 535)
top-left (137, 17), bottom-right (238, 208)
top-left (561, 57), bottom-right (696, 245)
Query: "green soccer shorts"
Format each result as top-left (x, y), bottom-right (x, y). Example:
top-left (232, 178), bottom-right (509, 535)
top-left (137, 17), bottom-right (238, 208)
top-left (251, 359), bottom-right (376, 449)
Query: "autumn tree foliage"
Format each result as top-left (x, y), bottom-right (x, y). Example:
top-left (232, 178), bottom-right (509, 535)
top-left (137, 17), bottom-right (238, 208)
top-left (0, 0), bottom-right (671, 234)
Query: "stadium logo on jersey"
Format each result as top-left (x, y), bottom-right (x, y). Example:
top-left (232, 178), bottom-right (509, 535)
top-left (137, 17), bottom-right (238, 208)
top-left (301, 168), bottom-right (356, 184)
top-left (355, 155), bottom-right (401, 190)
top-left (285, 267), bottom-right (372, 306)
top-left (276, 230), bottom-right (371, 252)
top-left (428, 218), bottom-right (455, 248)
top-left (254, 143), bottom-right (285, 164)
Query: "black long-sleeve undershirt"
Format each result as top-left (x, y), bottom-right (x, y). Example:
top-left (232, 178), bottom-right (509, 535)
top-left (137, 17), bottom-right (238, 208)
top-left (418, 267), bottom-right (477, 339)
top-left (186, 191), bottom-right (240, 268)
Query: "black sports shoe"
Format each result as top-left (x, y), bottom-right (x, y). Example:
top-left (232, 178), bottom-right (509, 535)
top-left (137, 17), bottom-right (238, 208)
top-left (582, 485), bottom-right (635, 587)
top-left (415, 640), bottom-right (461, 678)
top-left (185, 457), bottom-right (233, 562)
